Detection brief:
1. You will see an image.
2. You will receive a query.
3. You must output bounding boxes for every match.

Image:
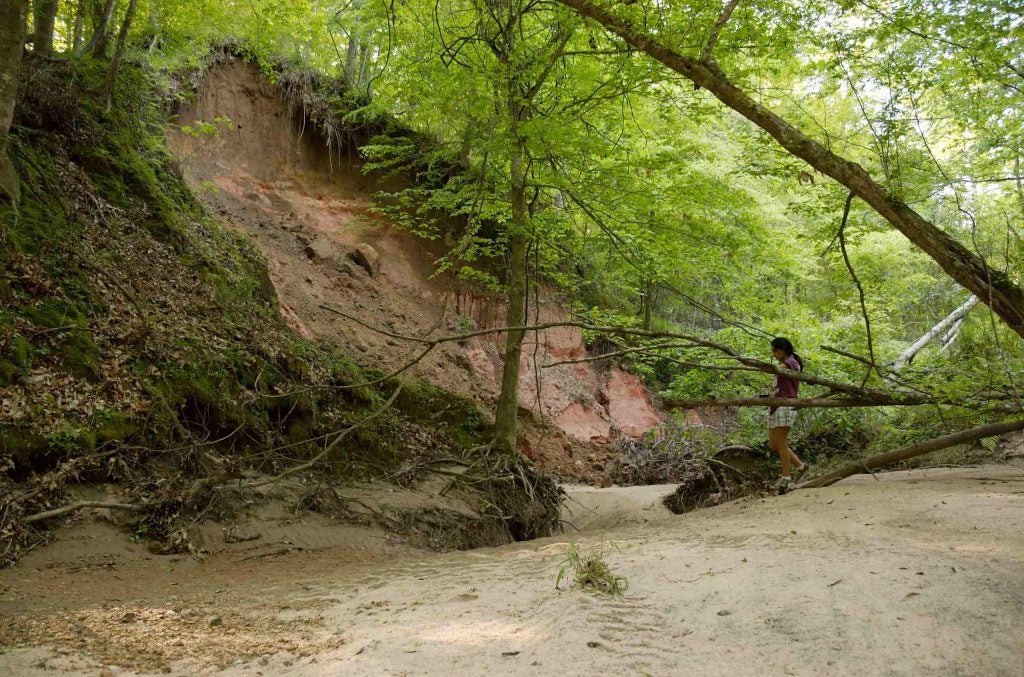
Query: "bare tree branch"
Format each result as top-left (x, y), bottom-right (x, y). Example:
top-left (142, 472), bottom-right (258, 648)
top-left (700, 0), bottom-right (741, 63)
top-left (835, 192), bottom-right (881, 387)
top-left (24, 501), bottom-right (144, 524)
top-left (540, 341), bottom-right (700, 368)
top-left (317, 305), bottom-right (982, 407)
top-left (663, 396), bottom-right (926, 409)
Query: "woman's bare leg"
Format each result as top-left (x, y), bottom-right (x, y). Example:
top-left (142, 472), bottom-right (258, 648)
top-left (770, 426), bottom-right (802, 477)
top-left (779, 427), bottom-right (803, 471)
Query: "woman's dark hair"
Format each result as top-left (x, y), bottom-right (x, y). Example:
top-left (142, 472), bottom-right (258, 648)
top-left (771, 337), bottom-right (803, 369)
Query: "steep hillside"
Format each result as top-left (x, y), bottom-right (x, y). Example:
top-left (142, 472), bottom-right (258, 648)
top-left (165, 60), bottom-right (663, 456)
top-left (0, 58), bottom-right (560, 564)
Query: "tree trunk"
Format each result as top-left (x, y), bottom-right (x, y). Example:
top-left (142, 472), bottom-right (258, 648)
top-left (32, 0), bottom-right (60, 56)
top-left (100, 0), bottom-right (138, 108)
top-left (301, 0), bottom-right (320, 67)
top-left (344, 38), bottom-right (359, 88)
top-left (144, 0), bottom-right (160, 53)
top-left (0, 0), bottom-right (27, 209)
top-left (356, 42), bottom-right (371, 89)
top-left (72, 0), bottom-right (87, 53)
top-left (798, 420), bottom-right (1024, 489)
top-left (891, 296), bottom-right (978, 371)
top-left (641, 275), bottom-right (654, 330)
top-left (553, 0), bottom-right (1024, 339)
top-left (493, 141), bottom-right (530, 456)
top-left (86, 0), bottom-right (118, 59)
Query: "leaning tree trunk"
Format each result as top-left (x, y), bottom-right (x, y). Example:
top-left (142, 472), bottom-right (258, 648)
top-left (100, 0), bottom-right (138, 108)
top-left (553, 0), bottom-right (1024, 339)
top-left (0, 0), bottom-right (27, 209)
top-left (798, 420), bottom-right (1024, 489)
top-left (32, 0), bottom-right (60, 56)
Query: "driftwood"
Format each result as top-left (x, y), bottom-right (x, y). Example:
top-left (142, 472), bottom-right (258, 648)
top-left (796, 420), bottom-right (1024, 489)
top-left (24, 500), bottom-right (144, 524)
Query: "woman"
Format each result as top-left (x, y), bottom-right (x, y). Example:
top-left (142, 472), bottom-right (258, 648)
top-left (769, 337), bottom-right (808, 492)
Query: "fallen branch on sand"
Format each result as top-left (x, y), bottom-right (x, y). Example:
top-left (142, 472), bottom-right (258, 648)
top-left (796, 420), bottom-right (1024, 489)
top-left (24, 501), bottom-right (145, 524)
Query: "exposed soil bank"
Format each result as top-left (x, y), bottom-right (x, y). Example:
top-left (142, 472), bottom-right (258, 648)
top-left (166, 60), bottom-right (662, 456)
top-left (3, 465), bottom-right (1022, 675)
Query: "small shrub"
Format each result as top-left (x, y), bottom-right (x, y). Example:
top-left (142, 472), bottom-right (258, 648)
top-left (556, 542), bottom-right (628, 596)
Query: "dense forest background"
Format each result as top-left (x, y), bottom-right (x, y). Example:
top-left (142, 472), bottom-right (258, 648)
top-left (1, 0), bottom-right (1023, 557)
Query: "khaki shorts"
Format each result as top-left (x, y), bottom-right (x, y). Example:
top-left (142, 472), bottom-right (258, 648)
top-left (768, 406), bottom-right (797, 429)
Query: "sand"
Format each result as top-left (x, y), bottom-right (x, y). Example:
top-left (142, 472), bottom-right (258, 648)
top-left (2, 465), bottom-right (1023, 675)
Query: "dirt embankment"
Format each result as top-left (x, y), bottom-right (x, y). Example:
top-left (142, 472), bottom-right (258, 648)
top-left (2, 466), bottom-right (1022, 675)
top-left (165, 61), bottom-right (663, 469)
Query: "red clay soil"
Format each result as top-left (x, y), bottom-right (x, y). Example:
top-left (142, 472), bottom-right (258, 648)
top-left (166, 60), bottom-right (664, 478)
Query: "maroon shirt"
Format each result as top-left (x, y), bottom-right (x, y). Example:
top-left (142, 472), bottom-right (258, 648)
top-left (774, 356), bottom-right (801, 399)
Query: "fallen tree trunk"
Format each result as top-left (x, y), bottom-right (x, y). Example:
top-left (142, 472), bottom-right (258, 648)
top-left (797, 420), bottom-right (1024, 489)
top-left (891, 296), bottom-right (978, 371)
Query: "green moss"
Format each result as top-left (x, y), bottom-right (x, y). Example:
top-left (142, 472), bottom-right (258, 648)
top-left (0, 425), bottom-right (47, 468)
top-left (93, 411), bottom-right (138, 446)
top-left (8, 335), bottom-right (32, 367)
top-left (21, 300), bottom-right (87, 328)
top-left (56, 331), bottom-right (102, 381)
top-left (3, 143), bottom-right (73, 253)
top-left (395, 380), bottom-right (489, 449)
top-left (0, 359), bottom-right (22, 387)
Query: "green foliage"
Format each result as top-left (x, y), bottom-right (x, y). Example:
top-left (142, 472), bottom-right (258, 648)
top-left (4, 0), bottom-right (1023, 485)
top-left (556, 542), bottom-right (629, 596)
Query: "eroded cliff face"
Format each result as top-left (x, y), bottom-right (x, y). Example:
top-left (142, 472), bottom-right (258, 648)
top-left (167, 60), bottom-right (661, 449)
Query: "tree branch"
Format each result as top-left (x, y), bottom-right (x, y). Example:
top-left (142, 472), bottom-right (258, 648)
top-left (662, 396), bottom-right (925, 409)
top-left (836, 192), bottom-right (880, 387)
top-left (317, 304), bottom-right (973, 405)
top-left (700, 0), bottom-right (741, 63)
top-left (24, 501), bottom-right (144, 524)
top-left (540, 341), bottom-right (700, 368)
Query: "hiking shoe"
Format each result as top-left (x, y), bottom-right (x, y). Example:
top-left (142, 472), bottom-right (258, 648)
top-left (775, 477), bottom-right (793, 495)
top-left (793, 463), bottom-right (811, 481)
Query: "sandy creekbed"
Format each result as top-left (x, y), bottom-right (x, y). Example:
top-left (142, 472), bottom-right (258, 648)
top-left (2, 465), bottom-right (1023, 676)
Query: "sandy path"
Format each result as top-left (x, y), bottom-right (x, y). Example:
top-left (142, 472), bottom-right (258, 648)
top-left (3, 466), bottom-right (1024, 675)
